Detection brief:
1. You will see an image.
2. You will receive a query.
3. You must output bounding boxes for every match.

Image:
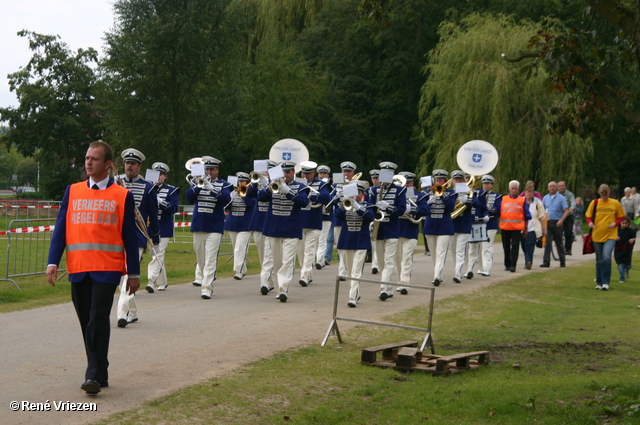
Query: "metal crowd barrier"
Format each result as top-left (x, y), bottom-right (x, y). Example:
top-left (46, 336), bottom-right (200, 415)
top-left (0, 218), bottom-right (65, 290)
top-left (0, 200), bottom-right (61, 226)
top-left (321, 276), bottom-right (436, 354)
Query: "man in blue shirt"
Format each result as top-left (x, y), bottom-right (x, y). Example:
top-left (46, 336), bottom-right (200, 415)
top-left (541, 181), bottom-right (569, 268)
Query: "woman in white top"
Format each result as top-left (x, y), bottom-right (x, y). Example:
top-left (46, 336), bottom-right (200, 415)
top-left (521, 185), bottom-right (547, 270)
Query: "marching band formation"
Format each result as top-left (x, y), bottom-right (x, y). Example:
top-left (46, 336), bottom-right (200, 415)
top-left (113, 140), bottom-right (515, 328)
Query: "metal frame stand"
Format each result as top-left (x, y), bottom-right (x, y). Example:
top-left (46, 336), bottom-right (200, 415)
top-left (321, 275), bottom-right (436, 353)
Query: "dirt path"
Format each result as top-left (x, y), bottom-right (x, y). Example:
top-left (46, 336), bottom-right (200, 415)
top-left (1, 244), bottom-right (594, 424)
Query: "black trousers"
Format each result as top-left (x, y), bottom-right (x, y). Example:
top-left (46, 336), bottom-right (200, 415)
top-left (543, 220), bottom-right (566, 264)
top-left (71, 277), bottom-right (118, 383)
top-left (563, 214), bottom-right (574, 253)
top-left (502, 229), bottom-right (523, 269)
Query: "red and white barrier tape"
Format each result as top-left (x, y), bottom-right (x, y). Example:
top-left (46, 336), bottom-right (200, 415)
top-left (0, 205), bottom-right (60, 209)
top-left (0, 225), bottom-right (55, 236)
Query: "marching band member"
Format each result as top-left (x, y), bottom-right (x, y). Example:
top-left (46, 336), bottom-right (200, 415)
top-left (336, 180), bottom-right (375, 307)
top-left (186, 156), bottom-right (231, 299)
top-left (330, 161), bottom-right (358, 279)
top-left (466, 175), bottom-right (501, 277)
top-left (394, 172), bottom-right (420, 294)
top-left (224, 172), bottom-right (255, 280)
top-left (116, 148), bottom-right (160, 328)
top-left (146, 162), bottom-right (179, 292)
top-left (416, 169), bottom-right (456, 287)
top-left (450, 170), bottom-right (481, 283)
top-left (258, 161), bottom-right (309, 302)
top-left (298, 162), bottom-right (331, 287)
top-left (371, 161), bottom-right (407, 300)
top-left (315, 165), bottom-right (332, 270)
top-left (367, 169), bottom-right (381, 274)
top-left (247, 160), bottom-right (277, 294)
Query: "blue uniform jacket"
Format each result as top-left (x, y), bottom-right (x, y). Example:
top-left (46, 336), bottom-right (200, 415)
top-left (370, 183), bottom-right (407, 240)
top-left (121, 175), bottom-right (161, 247)
top-left (300, 178), bottom-right (331, 230)
top-left (417, 189), bottom-right (457, 236)
top-left (336, 201), bottom-right (375, 250)
top-left (224, 194), bottom-right (256, 232)
top-left (48, 180), bottom-right (140, 284)
top-left (186, 179), bottom-right (232, 234)
top-left (452, 194), bottom-right (483, 234)
top-left (246, 183), bottom-right (269, 233)
top-left (474, 191), bottom-right (502, 230)
top-left (156, 183), bottom-right (179, 238)
top-left (258, 180), bottom-right (309, 239)
top-left (398, 189), bottom-right (420, 240)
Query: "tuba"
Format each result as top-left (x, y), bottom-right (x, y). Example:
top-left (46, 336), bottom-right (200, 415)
top-left (451, 175), bottom-right (481, 219)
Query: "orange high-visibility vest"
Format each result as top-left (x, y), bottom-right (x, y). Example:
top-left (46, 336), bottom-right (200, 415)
top-left (65, 182), bottom-right (128, 275)
top-left (499, 196), bottom-right (526, 231)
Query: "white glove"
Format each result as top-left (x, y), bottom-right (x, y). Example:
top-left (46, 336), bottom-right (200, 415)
top-left (259, 176), bottom-right (269, 188)
top-left (335, 188), bottom-right (343, 199)
top-left (280, 182), bottom-right (291, 194)
top-left (230, 190), bottom-right (238, 200)
top-left (203, 181), bottom-right (214, 191)
top-left (427, 195), bottom-right (437, 205)
top-left (482, 215), bottom-right (490, 223)
top-left (376, 200), bottom-right (390, 209)
top-left (352, 200), bottom-right (362, 211)
top-left (157, 196), bottom-right (164, 205)
top-left (458, 195), bottom-right (467, 204)
top-left (406, 202), bottom-right (413, 212)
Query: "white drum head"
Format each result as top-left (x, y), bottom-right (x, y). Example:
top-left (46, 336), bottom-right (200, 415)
top-left (269, 139), bottom-right (309, 173)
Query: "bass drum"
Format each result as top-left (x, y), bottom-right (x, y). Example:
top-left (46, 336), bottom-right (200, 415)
top-left (269, 138), bottom-right (309, 173)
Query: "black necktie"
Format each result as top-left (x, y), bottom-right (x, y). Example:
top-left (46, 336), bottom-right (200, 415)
top-left (91, 184), bottom-right (99, 190)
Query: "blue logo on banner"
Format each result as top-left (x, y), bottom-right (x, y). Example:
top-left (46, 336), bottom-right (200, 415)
top-left (282, 152), bottom-right (292, 160)
top-left (472, 153), bottom-right (482, 163)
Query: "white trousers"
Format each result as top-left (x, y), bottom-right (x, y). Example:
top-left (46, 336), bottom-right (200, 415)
top-left (268, 237), bottom-right (299, 294)
top-left (451, 232), bottom-right (470, 278)
top-left (426, 234), bottom-right (452, 280)
top-left (229, 231), bottom-right (251, 276)
top-left (371, 238), bottom-right (379, 269)
top-left (193, 232), bottom-right (222, 294)
top-left (395, 237), bottom-right (417, 286)
top-left (298, 228), bottom-right (321, 282)
top-left (147, 237), bottom-right (169, 288)
top-left (340, 249), bottom-right (367, 302)
top-left (255, 232), bottom-right (274, 288)
top-left (482, 229), bottom-right (498, 272)
top-left (118, 247), bottom-right (144, 320)
top-left (334, 226), bottom-right (348, 277)
top-left (376, 238), bottom-right (398, 292)
top-left (316, 220), bottom-right (332, 266)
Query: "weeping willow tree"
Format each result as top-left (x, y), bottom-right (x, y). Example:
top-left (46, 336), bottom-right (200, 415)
top-left (417, 14), bottom-right (592, 193)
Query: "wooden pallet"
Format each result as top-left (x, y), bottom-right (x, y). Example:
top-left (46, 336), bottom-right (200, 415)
top-left (361, 341), bottom-right (490, 376)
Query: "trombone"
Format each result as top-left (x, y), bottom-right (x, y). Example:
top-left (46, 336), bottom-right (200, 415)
top-left (431, 177), bottom-right (454, 197)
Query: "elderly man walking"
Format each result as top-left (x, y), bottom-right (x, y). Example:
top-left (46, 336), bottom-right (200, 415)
top-left (541, 181), bottom-right (569, 268)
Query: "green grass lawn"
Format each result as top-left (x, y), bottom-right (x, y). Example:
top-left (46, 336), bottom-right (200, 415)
top-left (85, 258), bottom-right (640, 425)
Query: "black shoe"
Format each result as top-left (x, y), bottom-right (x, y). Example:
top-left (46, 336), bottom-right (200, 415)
top-left (540, 263), bottom-right (550, 268)
top-left (348, 301), bottom-right (356, 308)
top-left (192, 281), bottom-right (202, 286)
top-left (81, 379), bottom-right (101, 395)
top-left (299, 279), bottom-right (308, 287)
top-left (387, 293), bottom-right (394, 298)
top-left (339, 277), bottom-right (346, 281)
top-left (315, 263), bottom-right (323, 270)
top-left (400, 288), bottom-right (408, 295)
top-left (117, 318), bottom-right (128, 328)
top-left (505, 267), bottom-right (510, 271)
top-left (145, 284), bottom-right (154, 293)
top-left (325, 259), bottom-right (331, 266)
top-left (525, 262), bottom-right (532, 270)
top-left (453, 276), bottom-right (461, 283)
top-left (372, 267), bottom-right (379, 274)
top-left (201, 293), bottom-right (211, 300)
top-left (260, 286), bottom-right (269, 295)
top-left (465, 271), bottom-right (474, 279)
top-left (510, 267), bottom-right (516, 273)
top-left (432, 278), bottom-right (441, 287)
top-left (365, 253), bottom-right (372, 263)
top-left (279, 293), bottom-right (288, 303)
top-left (560, 263), bottom-right (566, 267)
top-left (379, 292), bottom-right (388, 301)
top-left (566, 251), bottom-right (572, 256)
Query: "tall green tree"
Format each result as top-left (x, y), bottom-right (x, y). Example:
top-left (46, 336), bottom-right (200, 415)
top-left (0, 31), bottom-right (102, 196)
top-left (100, 0), bottom-right (234, 179)
top-left (418, 14), bottom-right (592, 192)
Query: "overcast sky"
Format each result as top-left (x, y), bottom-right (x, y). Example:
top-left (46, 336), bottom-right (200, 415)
top-left (0, 0), bottom-right (115, 109)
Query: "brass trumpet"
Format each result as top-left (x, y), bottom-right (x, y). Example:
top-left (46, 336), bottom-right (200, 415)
top-left (431, 178), bottom-right (454, 197)
top-left (269, 178), bottom-right (283, 194)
